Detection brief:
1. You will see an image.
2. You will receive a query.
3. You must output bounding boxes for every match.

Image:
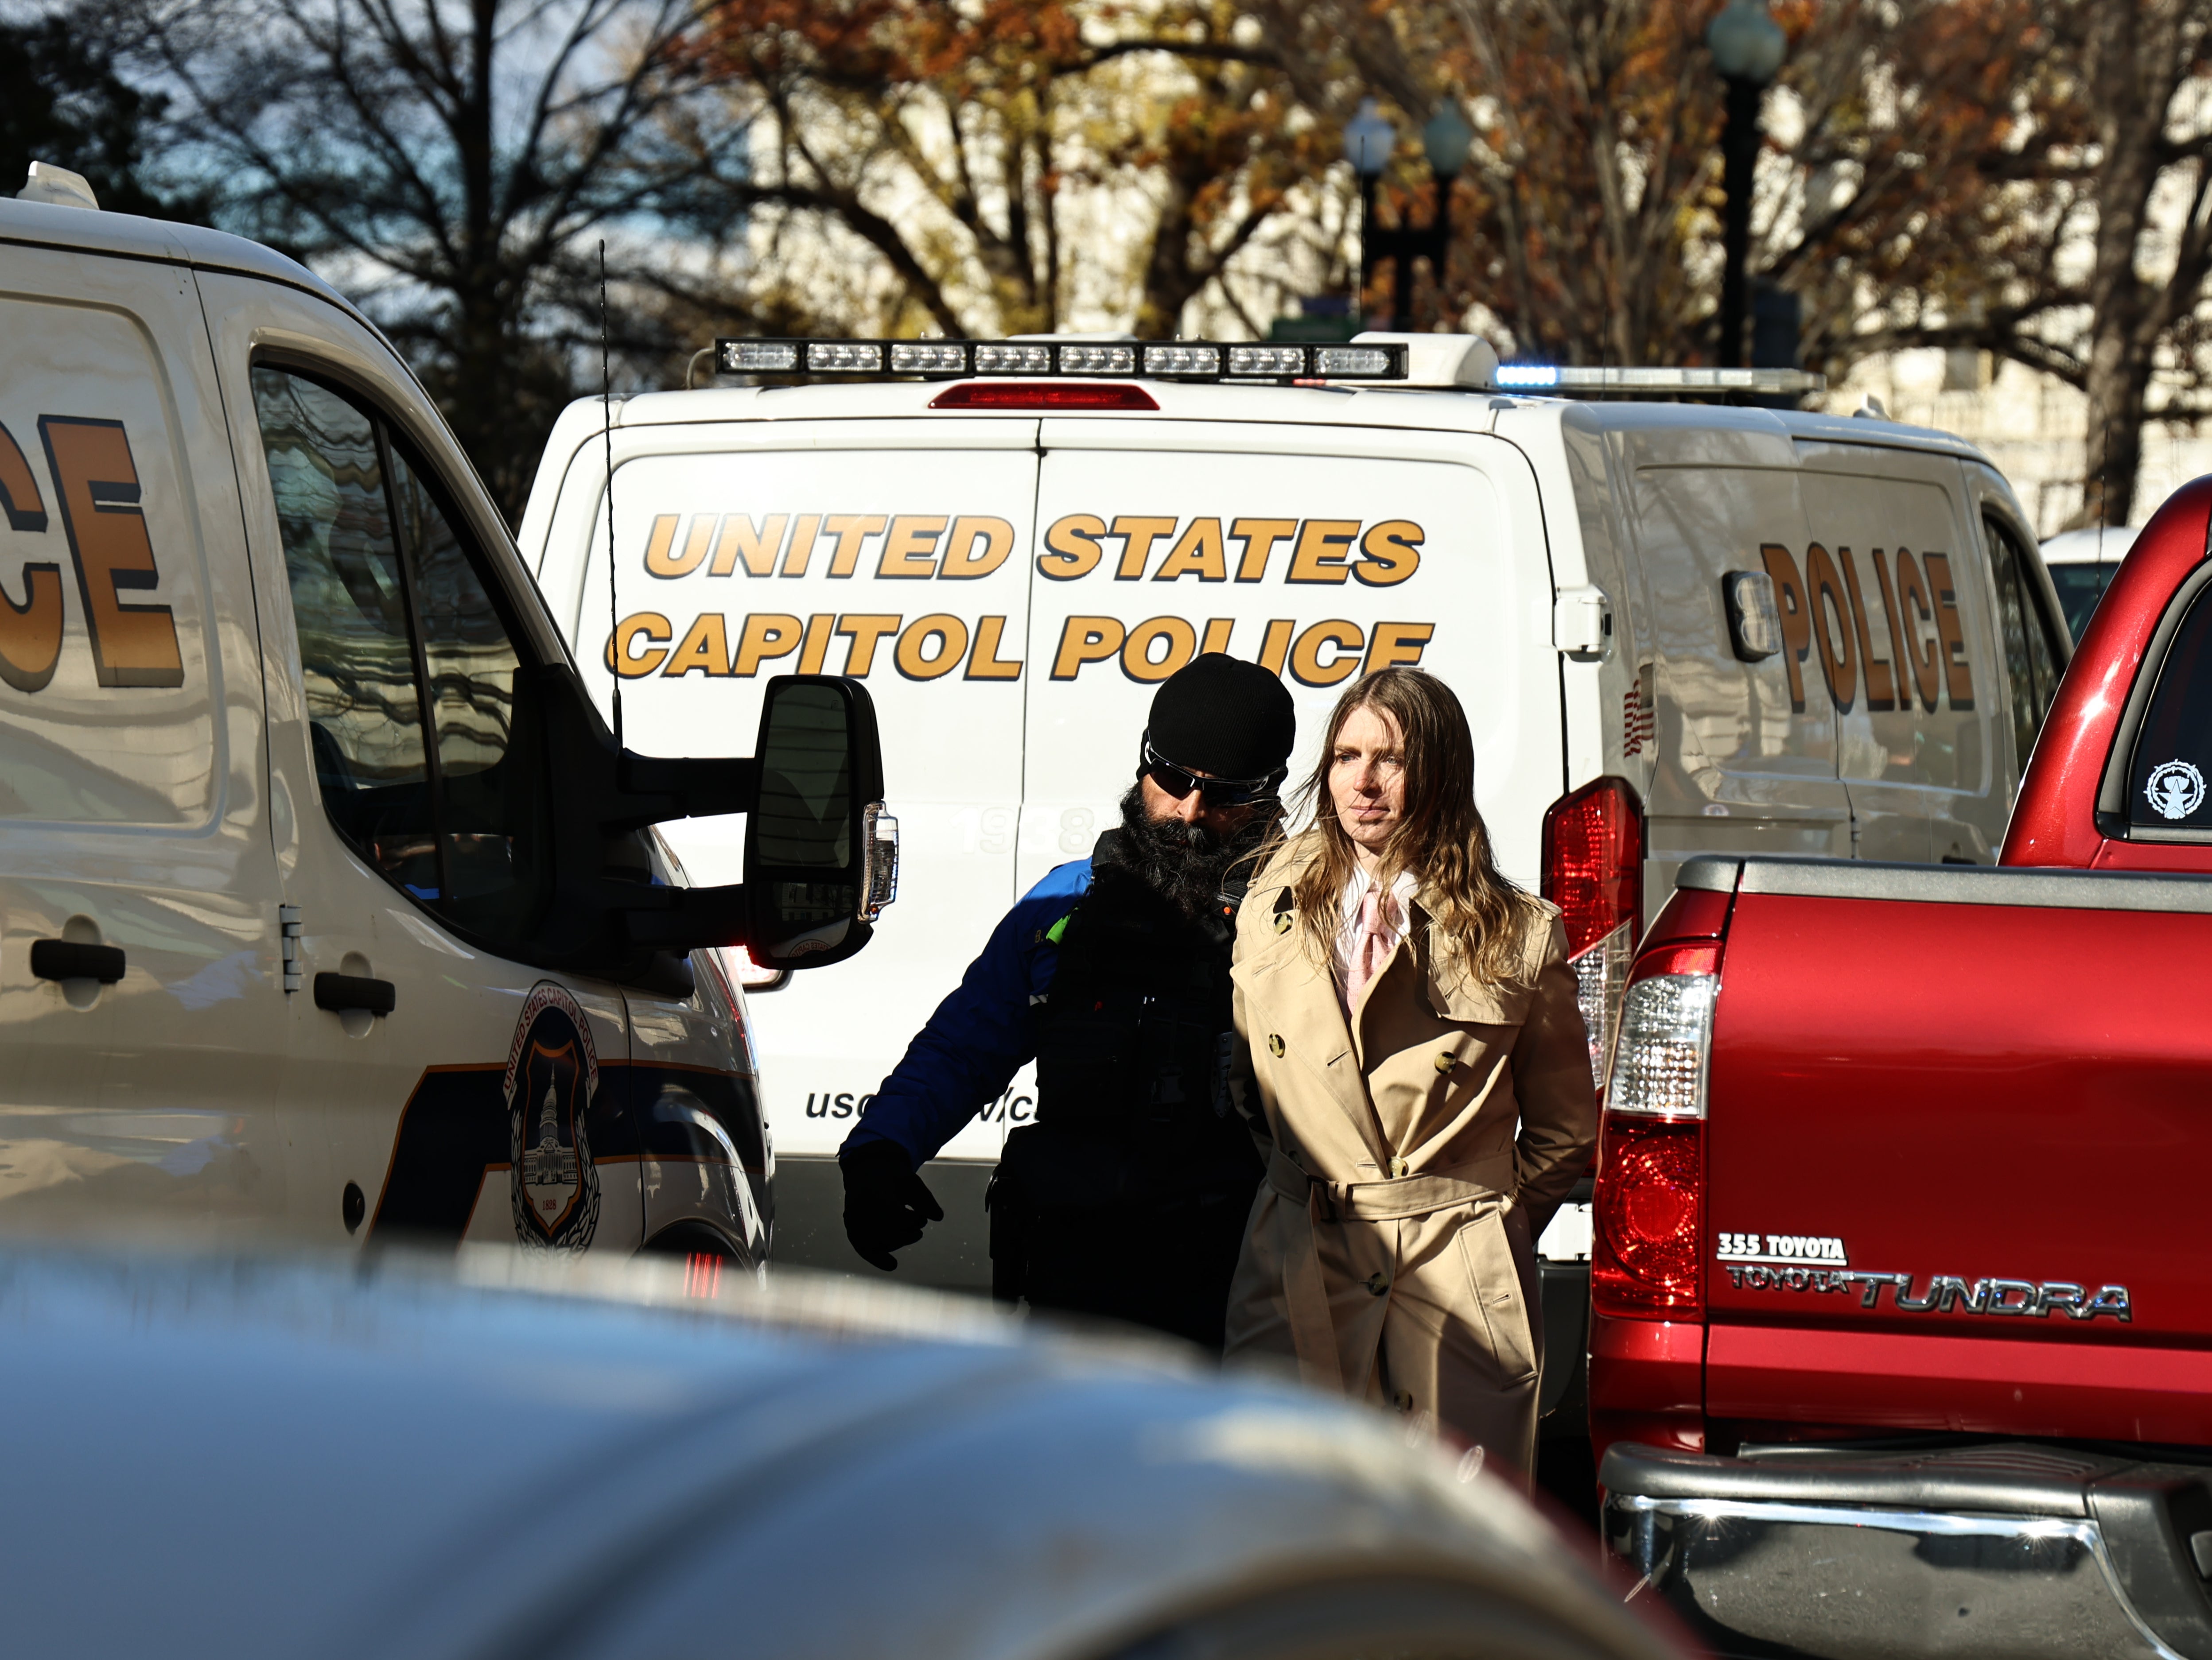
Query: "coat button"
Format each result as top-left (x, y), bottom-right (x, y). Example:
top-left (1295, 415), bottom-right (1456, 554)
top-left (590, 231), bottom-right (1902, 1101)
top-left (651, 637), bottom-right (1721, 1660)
top-left (1434, 1050), bottom-right (1455, 1074)
top-left (1273, 910), bottom-right (1292, 935)
top-left (1267, 1034), bottom-right (1285, 1057)
top-left (1365, 1271), bottom-right (1390, 1296)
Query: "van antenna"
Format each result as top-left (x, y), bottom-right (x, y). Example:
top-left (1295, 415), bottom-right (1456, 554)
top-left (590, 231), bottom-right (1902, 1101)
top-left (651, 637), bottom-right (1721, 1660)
top-left (600, 239), bottom-right (622, 751)
top-left (2097, 421), bottom-right (2111, 566)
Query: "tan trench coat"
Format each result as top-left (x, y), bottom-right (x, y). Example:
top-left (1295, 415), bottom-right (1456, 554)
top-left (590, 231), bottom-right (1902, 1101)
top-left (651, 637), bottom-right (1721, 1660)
top-left (1223, 833), bottom-right (1598, 1482)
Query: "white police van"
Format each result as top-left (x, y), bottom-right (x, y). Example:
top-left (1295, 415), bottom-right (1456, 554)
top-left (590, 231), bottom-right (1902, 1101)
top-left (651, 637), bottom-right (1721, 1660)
top-left (0, 167), bottom-right (893, 1264)
top-left (2041, 523), bottom-right (2138, 644)
top-left (515, 330), bottom-right (2068, 1326)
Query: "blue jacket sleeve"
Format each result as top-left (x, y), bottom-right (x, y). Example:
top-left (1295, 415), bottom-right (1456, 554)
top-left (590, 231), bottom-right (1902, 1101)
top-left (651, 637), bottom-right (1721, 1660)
top-left (841, 857), bottom-right (1093, 1170)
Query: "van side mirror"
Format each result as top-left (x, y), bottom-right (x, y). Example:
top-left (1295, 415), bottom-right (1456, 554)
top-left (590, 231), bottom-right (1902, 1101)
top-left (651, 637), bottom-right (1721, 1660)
top-left (535, 669), bottom-right (894, 976)
top-left (745, 677), bottom-right (896, 970)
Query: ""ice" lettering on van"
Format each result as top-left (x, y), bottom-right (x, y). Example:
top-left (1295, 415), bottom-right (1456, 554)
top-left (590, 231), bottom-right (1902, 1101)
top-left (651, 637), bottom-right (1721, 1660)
top-left (1759, 541), bottom-right (1973, 716)
top-left (0, 417), bottom-right (185, 692)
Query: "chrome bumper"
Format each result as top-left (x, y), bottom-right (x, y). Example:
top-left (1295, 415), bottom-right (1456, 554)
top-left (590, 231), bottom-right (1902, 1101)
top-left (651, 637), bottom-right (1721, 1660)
top-left (1602, 1442), bottom-right (2212, 1660)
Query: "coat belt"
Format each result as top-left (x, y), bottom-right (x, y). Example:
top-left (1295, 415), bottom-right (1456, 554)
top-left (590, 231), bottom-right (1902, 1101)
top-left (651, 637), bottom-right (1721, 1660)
top-left (1264, 1147), bottom-right (1519, 1392)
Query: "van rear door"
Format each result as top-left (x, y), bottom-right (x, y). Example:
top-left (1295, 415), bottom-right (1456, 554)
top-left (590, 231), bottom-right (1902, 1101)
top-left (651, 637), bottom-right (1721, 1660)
top-left (1025, 419), bottom-right (1560, 891)
top-left (555, 417), bottom-right (1042, 1175)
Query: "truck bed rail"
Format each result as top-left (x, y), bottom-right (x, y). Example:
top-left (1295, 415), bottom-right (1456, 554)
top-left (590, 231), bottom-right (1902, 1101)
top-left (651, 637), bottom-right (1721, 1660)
top-left (1680, 854), bottom-right (2212, 914)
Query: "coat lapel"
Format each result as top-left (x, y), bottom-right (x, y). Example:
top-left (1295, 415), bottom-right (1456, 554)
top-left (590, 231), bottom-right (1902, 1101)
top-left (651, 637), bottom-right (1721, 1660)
top-left (1411, 883), bottom-right (1533, 1027)
top-left (1236, 839), bottom-right (1395, 1171)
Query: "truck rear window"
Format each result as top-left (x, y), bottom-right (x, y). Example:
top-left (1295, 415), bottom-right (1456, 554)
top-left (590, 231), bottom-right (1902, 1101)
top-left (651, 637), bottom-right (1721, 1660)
top-left (2129, 584), bottom-right (2212, 831)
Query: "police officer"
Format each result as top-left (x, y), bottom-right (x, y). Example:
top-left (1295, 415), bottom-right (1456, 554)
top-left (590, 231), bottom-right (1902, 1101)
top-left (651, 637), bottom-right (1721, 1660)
top-left (839, 654), bottom-right (1295, 1351)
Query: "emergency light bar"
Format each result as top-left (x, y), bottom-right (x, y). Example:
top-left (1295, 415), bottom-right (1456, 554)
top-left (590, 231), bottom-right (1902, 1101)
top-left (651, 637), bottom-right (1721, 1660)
top-left (715, 337), bottom-right (1409, 383)
top-left (1493, 364), bottom-right (1826, 394)
top-left (708, 334), bottom-right (1826, 398)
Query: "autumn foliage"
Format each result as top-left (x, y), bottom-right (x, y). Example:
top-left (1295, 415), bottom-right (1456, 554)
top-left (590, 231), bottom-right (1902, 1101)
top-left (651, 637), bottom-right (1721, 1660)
top-left (691, 0), bottom-right (2212, 522)
top-left (692, 0), bottom-right (1333, 337)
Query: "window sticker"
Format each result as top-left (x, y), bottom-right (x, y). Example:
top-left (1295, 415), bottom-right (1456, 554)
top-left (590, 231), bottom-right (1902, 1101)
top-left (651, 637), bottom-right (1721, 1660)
top-left (2146, 760), bottom-right (2205, 821)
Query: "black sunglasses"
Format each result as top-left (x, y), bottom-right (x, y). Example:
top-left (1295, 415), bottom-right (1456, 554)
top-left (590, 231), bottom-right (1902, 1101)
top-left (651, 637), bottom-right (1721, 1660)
top-left (1141, 740), bottom-right (1283, 808)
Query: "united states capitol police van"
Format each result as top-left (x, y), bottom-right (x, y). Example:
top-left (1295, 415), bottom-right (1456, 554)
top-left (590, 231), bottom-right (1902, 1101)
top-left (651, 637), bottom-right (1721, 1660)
top-left (516, 328), bottom-right (2070, 1319)
top-left (0, 166), bottom-right (893, 1264)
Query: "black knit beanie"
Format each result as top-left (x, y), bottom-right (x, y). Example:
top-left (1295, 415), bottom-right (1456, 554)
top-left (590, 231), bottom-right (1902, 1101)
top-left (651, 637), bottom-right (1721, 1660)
top-left (1144, 653), bottom-right (1297, 782)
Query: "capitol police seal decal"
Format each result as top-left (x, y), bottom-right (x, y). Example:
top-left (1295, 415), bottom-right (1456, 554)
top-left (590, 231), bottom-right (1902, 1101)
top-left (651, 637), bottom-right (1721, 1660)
top-left (2146, 759), bottom-right (2206, 821)
top-left (506, 982), bottom-right (602, 1251)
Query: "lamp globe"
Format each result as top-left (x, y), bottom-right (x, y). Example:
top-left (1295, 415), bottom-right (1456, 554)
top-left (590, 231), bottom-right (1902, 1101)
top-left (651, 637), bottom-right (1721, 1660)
top-left (1341, 98), bottom-right (1397, 179)
top-left (1707, 0), bottom-right (1786, 85)
top-left (1421, 102), bottom-right (1475, 179)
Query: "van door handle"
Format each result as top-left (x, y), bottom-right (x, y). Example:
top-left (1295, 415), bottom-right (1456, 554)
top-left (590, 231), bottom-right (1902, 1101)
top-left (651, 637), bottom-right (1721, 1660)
top-left (30, 939), bottom-right (126, 984)
top-left (314, 973), bottom-right (396, 1017)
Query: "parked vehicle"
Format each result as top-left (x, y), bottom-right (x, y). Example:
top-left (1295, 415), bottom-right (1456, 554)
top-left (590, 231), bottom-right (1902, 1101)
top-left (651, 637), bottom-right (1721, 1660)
top-left (2042, 522), bottom-right (2140, 643)
top-left (1588, 474), bottom-right (2212, 1658)
top-left (0, 167), bottom-right (894, 1263)
top-left (0, 1240), bottom-right (1687, 1660)
top-left (513, 336), bottom-right (2067, 1447)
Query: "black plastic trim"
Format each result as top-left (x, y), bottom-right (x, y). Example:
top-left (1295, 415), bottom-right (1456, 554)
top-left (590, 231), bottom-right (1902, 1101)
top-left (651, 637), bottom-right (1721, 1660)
top-left (314, 972), bottom-right (396, 1016)
top-left (28, 940), bottom-right (125, 984)
top-left (1675, 855), bottom-right (1740, 893)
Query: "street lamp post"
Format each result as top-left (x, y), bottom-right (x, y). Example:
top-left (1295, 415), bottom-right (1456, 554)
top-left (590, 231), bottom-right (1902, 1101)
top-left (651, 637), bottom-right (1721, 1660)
top-left (1342, 98), bottom-right (1395, 315)
top-left (1707, 1), bottom-right (1786, 368)
top-left (1403, 104), bottom-right (1474, 328)
top-left (1340, 98), bottom-right (1475, 330)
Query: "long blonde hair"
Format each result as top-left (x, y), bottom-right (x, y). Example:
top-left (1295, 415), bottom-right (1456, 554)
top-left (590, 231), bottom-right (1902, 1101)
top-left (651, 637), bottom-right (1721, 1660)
top-left (1285, 668), bottom-right (1538, 985)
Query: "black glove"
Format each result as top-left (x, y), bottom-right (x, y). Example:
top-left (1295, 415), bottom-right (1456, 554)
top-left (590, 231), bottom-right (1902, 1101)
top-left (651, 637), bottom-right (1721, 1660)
top-left (841, 1140), bottom-right (943, 1271)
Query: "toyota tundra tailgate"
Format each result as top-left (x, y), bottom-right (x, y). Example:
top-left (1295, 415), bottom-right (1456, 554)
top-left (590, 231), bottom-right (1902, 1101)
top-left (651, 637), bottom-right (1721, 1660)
top-left (1699, 857), bottom-right (2212, 1444)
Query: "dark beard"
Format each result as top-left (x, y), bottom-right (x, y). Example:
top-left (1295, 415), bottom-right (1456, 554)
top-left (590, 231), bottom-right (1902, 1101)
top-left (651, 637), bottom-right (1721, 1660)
top-left (1098, 784), bottom-right (1267, 922)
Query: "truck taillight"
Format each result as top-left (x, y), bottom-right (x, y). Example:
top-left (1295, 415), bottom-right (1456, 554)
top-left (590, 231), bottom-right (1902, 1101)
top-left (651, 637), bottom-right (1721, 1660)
top-left (1591, 946), bottom-right (1715, 1320)
top-left (1605, 964), bottom-right (1715, 1115)
top-left (1593, 1117), bottom-right (1703, 1318)
top-left (1541, 776), bottom-right (1644, 1078)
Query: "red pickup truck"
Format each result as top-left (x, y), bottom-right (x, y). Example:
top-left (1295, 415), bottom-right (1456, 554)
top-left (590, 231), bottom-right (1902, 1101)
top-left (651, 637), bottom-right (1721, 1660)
top-left (1588, 476), bottom-right (2212, 1660)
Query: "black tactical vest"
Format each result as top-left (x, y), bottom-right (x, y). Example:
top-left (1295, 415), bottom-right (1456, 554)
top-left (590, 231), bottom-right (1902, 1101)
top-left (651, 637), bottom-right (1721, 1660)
top-left (1023, 830), bottom-right (1260, 1202)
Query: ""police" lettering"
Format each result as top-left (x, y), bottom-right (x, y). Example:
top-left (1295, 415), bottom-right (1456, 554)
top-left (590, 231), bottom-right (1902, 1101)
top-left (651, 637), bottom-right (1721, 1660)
top-left (1758, 541), bottom-right (1972, 716)
top-left (607, 611), bottom-right (1436, 684)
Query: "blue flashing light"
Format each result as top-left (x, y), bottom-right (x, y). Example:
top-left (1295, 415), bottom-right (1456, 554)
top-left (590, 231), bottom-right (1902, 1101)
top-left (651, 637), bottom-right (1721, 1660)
top-left (1494, 364), bottom-right (1561, 388)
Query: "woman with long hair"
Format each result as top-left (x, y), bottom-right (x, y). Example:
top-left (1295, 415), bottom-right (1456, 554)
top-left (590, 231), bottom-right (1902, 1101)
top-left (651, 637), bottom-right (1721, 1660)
top-left (1225, 667), bottom-right (1598, 1486)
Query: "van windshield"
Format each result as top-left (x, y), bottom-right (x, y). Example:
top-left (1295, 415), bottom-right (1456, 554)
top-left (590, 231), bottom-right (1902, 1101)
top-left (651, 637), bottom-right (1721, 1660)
top-left (2049, 563), bottom-right (2119, 645)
